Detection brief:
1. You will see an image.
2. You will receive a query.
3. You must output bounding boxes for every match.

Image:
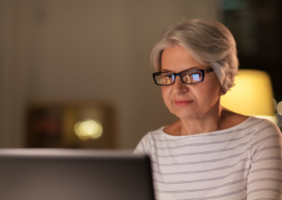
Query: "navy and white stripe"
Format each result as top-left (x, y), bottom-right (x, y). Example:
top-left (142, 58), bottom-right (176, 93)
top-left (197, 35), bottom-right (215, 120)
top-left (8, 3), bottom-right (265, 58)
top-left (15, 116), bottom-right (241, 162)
top-left (134, 116), bottom-right (282, 200)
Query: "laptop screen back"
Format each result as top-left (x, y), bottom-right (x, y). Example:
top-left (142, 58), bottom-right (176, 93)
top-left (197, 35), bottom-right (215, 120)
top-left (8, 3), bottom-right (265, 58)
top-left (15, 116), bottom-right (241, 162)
top-left (0, 149), bottom-right (155, 200)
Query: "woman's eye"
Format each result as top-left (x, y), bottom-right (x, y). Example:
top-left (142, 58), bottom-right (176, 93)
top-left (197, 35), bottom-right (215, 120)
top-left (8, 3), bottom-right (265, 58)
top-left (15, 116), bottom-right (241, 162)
top-left (183, 75), bottom-right (190, 83)
top-left (162, 75), bottom-right (173, 84)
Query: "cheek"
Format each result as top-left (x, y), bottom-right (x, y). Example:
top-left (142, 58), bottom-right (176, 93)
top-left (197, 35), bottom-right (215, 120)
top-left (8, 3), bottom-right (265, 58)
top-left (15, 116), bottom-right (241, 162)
top-left (194, 83), bottom-right (220, 102)
top-left (197, 83), bottom-right (221, 103)
top-left (161, 87), bottom-right (171, 107)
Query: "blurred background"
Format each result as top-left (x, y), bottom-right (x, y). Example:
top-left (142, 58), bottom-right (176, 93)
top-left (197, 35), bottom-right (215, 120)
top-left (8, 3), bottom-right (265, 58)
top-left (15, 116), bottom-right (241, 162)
top-left (0, 0), bottom-right (281, 149)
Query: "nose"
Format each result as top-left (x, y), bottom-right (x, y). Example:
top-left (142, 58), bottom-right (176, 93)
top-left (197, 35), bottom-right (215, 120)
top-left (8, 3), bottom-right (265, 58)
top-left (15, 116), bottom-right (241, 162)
top-left (172, 75), bottom-right (189, 94)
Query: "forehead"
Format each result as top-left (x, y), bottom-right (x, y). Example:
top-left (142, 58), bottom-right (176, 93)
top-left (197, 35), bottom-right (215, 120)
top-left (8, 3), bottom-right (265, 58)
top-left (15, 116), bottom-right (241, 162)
top-left (161, 45), bottom-right (205, 72)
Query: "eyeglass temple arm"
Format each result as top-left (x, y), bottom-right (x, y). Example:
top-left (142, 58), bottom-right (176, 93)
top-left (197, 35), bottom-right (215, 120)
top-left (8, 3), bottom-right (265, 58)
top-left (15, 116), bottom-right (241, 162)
top-left (206, 68), bottom-right (213, 73)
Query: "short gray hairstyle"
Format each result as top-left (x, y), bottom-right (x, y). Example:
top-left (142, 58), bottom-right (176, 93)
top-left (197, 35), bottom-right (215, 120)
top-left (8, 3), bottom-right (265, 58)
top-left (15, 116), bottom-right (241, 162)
top-left (151, 19), bottom-right (239, 92)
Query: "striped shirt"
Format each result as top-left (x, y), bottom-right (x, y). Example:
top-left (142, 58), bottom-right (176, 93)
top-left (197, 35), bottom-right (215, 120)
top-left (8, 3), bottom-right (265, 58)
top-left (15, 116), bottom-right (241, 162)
top-left (134, 116), bottom-right (282, 200)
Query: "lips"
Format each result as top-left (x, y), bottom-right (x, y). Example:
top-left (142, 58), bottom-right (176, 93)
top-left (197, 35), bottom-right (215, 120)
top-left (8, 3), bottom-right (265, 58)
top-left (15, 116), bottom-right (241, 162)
top-left (174, 100), bottom-right (193, 106)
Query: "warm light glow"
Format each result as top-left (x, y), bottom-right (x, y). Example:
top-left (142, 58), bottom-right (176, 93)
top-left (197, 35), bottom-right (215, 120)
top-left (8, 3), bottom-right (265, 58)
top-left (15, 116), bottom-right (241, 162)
top-left (221, 70), bottom-right (276, 123)
top-left (74, 119), bottom-right (103, 140)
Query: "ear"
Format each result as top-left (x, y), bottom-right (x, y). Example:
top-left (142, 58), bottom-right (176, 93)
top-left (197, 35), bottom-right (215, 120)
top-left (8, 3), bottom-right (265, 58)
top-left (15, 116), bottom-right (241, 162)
top-left (221, 87), bottom-right (226, 95)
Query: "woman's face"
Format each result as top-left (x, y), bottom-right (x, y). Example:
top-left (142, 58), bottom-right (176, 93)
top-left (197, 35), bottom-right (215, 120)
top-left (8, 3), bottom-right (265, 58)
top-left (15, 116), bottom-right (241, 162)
top-left (161, 45), bottom-right (222, 120)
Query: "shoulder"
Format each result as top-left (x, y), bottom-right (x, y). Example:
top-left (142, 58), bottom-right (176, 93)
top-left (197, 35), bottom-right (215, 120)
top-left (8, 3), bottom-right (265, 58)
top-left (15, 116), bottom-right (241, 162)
top-left (221, 109), bottom-right (279, 136)
top-left (145, 126), bottom-right (166, 140)
top-left (133, 126), bottom-right (165, 155)
top-left (237, 116), bottom-right (280, 137)
top-left (248, 116), bottom-right (281, 151)
top-left (249, 116), bottom-right (280, 135)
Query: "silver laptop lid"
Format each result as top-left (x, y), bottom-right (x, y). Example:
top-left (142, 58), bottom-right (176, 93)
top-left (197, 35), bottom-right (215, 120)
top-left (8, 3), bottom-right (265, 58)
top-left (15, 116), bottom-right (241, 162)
top-left (0, 149), bottom-right (155, 200)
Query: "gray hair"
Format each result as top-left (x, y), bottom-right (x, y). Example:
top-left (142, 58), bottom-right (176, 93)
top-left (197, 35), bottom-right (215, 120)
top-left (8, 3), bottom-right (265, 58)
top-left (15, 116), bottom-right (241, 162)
top-left (151, 19), bottom-right (239, 92)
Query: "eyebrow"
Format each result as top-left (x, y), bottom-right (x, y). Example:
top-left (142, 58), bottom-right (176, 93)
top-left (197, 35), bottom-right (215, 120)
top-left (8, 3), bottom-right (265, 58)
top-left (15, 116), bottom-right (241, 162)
top-left (160, 67), bottom-right (203, 72)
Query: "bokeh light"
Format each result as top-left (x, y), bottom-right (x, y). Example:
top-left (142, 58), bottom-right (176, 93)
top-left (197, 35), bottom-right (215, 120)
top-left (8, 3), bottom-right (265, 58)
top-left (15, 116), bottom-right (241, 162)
top-left (277, 101), bottom-right (282, 115)
top-left (74, 119), bottom-right (103, 140)
top-left (275, 114), bottom-right (282, 127)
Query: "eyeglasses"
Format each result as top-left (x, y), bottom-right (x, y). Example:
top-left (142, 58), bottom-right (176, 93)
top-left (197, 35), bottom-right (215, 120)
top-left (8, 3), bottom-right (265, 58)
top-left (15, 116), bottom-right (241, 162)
top-left (152, 68), bottom-right (214, 86)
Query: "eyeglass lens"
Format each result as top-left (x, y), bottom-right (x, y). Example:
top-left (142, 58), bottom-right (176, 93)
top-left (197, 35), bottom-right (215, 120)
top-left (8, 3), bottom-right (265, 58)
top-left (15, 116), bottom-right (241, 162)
top-left (155, 71), bottom-right (203, 85)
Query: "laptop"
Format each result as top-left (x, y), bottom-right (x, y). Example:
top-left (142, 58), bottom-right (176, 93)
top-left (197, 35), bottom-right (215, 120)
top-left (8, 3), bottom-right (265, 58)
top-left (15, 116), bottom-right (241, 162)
top-left (0, 149), bottom-right (155, 200)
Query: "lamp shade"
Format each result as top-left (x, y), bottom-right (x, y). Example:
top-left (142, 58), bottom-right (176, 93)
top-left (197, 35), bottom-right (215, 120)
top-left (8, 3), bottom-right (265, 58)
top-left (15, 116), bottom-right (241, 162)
top-left (221, 69), bottom-right (275, 122)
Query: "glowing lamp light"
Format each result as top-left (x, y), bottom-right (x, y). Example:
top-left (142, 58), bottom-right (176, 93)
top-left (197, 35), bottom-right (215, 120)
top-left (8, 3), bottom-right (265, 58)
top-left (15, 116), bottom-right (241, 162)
top-left (221, 70), bottom-right (277, 123)
top-left (74, 119), bottom-right (103, 140)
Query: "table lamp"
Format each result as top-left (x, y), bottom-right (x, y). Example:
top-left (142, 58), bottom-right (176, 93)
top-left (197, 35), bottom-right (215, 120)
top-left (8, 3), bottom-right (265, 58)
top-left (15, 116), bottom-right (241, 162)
top-left (221, 69), bottom-right (277, 123)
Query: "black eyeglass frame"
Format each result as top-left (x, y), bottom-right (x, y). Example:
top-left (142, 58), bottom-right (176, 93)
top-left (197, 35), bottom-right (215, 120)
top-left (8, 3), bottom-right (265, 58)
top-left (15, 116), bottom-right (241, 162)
top-left (152, 68), bottom-right (214, 86)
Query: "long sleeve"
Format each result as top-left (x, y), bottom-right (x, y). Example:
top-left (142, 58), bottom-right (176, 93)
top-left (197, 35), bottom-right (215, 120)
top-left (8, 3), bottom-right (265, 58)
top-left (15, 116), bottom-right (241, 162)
top-left (247, 120), bottom-right (282, 199)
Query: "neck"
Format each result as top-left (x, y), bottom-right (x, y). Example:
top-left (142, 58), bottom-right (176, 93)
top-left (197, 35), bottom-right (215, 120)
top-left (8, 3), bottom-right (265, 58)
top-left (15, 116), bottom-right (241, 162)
top-left (179, 102), bottom-right (225, 136)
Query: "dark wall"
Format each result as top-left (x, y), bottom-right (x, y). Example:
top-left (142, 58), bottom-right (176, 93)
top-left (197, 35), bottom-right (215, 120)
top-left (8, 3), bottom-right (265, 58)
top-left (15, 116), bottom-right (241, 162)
top-left (223, 0), bottom-right (282, 103)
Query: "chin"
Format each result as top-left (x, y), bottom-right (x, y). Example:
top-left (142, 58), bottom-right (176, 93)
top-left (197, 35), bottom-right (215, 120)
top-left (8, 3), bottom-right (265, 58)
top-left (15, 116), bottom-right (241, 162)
top-left (171, 109), bottom-right (199, 120)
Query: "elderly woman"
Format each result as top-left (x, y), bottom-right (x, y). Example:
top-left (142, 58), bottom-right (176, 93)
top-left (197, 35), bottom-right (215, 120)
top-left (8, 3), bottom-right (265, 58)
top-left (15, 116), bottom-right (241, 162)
top-left (134, 19), bottom-right (282, 200)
